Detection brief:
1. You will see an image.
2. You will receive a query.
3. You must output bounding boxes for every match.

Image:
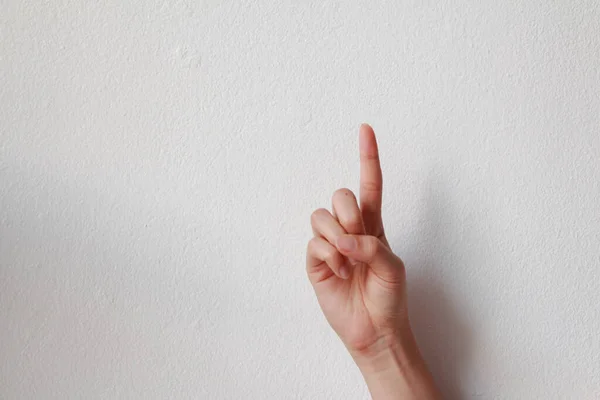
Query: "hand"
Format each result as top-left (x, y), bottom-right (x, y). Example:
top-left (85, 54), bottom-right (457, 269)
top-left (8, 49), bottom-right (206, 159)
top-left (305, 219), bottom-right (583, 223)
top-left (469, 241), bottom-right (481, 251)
top-left (306, 124), bottom-right (440, 399)
top-left (306, 123), bottom-right (405, 354)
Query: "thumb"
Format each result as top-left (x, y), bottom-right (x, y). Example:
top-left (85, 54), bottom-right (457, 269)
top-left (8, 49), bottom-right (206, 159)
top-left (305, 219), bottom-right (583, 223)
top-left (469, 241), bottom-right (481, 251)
top-left (335, 234), bottom-right (404, 282)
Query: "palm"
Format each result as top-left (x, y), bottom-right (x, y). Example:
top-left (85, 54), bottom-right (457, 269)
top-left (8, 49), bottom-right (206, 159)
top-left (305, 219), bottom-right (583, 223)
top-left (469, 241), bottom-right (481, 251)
top-left (313, 232), bottom-right (404, 351)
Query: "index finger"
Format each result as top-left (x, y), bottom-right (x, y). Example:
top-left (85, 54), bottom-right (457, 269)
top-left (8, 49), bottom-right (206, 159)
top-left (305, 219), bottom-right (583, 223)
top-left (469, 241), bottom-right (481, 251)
top-left (359, 123), bottom-right (384, 236)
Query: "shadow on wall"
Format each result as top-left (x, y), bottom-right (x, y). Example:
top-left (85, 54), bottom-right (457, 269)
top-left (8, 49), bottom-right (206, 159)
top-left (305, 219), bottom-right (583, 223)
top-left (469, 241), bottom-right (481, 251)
top-left (409, 272), bottom-right (471, 400)
top-left (402, 172), bottom-right (479, 400)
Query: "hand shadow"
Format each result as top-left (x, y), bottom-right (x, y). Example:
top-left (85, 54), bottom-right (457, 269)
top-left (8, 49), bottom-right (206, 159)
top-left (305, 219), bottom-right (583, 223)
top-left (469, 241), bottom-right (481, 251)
top-left (400, 172), bottom-right (476, 400)
top-left (408, 271), bottom-right (472, 400)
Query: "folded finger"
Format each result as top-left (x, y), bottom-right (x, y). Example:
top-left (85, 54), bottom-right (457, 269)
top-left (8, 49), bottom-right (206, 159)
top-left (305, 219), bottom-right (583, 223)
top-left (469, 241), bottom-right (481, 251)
top-left (310, 208), bottom-right (347, 245)
top-left (332, 188), bottom-right (365, 235)
top-left (306, 236), bottom-right (348, 282)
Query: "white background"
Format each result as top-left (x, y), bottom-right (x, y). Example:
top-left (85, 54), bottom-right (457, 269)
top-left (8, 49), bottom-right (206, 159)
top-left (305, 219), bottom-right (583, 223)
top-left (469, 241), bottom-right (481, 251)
top-left (1, 1), bottom-right (599, 399)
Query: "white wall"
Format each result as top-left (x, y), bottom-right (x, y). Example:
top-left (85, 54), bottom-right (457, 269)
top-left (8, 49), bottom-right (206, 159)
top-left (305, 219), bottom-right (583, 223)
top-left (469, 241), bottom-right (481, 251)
top-left (1, 1), bottom-right (599, 399)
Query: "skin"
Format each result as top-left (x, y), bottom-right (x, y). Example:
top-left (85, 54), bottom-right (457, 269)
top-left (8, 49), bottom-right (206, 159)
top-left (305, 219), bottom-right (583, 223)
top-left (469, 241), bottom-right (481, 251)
top-left (306, 124), bottom-right (442, 399)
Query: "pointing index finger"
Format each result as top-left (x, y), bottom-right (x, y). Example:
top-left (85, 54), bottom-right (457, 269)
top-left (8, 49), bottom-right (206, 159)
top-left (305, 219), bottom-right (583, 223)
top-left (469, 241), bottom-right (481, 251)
top-left (359, 123), bottom-right (384, 236)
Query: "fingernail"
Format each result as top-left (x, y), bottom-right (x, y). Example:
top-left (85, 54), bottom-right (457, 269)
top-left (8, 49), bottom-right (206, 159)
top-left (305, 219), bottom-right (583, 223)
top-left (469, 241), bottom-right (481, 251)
top-left (339, 265), bottom-right (350, 279)
top-left (337, 236), bottom-right (356, 252)
top-left (349, 257), bottom-right (358, 265)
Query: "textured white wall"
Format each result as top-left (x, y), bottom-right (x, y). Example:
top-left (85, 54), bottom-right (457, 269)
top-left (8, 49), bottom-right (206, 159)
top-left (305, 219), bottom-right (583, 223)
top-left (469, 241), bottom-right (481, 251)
top-left (1, 1), bottom-right (599, 399)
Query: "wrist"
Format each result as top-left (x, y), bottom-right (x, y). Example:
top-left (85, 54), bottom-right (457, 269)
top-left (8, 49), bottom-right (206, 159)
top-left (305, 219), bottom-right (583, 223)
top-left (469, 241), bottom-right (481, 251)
top-left (350, 328), bottom-right (441, 400)
top-left (350, 327), bottom-right (421, 377)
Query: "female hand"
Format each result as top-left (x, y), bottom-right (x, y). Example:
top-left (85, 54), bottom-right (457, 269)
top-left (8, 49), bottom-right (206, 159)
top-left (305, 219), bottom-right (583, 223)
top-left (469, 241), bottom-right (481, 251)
top-left (306, 124), bottom-right (440, 399)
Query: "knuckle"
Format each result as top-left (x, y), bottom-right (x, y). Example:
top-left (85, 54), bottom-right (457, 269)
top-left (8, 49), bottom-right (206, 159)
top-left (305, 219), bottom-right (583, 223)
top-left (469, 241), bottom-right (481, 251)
top-left (306, 238), bottom-right (322, 267)
top-left (361, 152), bottom-right (380, 162)
top-left (339, 215), bottom-right (363, 230)
top-left (364, 235), bottom-right (381, 258)
top-left (398, 258), bottom-right (406, 273)
top-left (310, 208), bottom-right (328, 224)
top-left (323, 247), bottom-right (337, 263)
top-left (360, 180), bottom-right (382, 192)
top-left (306, 237), bottom-right (317, 253)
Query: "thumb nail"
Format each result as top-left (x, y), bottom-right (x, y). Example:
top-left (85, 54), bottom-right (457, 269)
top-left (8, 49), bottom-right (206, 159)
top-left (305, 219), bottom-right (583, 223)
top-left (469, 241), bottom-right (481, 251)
top-left (337, 236), bottom-right (356, 252)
